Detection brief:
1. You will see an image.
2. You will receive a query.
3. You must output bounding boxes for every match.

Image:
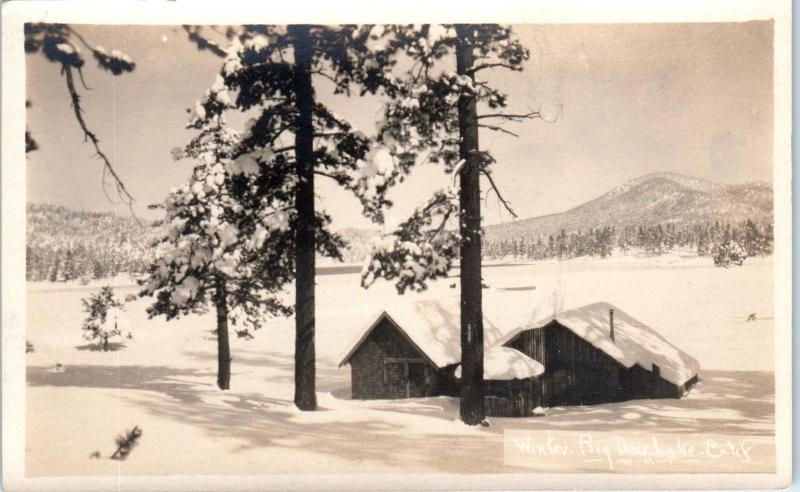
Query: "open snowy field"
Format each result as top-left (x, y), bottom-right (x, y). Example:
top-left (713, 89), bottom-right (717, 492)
top-left (25, 254), bottom-right (776, 476)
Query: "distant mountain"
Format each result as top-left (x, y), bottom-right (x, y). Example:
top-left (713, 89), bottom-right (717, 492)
top-left (26, 172), bottom-right (774, 281)
top-left (485, 172), bottom-right (773, 241)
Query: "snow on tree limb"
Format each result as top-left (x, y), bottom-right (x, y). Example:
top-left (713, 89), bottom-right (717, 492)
top-left (140, 122), bottom-right (294, 332)
top-left (361, 189), bottom-right (459, 294)
top-left (183, 26), bottom-right (418, 225)
top-left (361, 25), bottom-right (539, 292)
top-left (25, 23), bottom-right (137, 211)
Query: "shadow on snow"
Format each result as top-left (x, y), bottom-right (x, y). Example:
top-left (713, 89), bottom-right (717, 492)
top-left (26, 357), bottom-right (774, 473)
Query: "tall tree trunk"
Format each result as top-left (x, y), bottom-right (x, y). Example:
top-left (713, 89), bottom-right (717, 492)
top-left (455, 26), bottom-right (485, 426)
top-left (290, 24), bottom-right (317, 411)
top-left (102, 334), bottom-right (109, 352)
top-left (215, 275), bottom-right (231, 390)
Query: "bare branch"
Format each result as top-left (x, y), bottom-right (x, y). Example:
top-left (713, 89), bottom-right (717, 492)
top-left (477, 110), bottom-right (542, 121)
top-left (272, 145), bottom-right (295, 154)
top-left (468, 62), bottom-right (517, 74)
top-left (63, 65), bottom-right (138, 220)
top-left (314, 132), bottom-right (349, 139)
top-left (431, 207), bottom-right (454, 239)
top-left (65, 26), bottom-right (95, 53)
top-left (481, 169), bottom-right (517, 218)
top-left (76, 67), bottom-right (92, 91)
top-left (314, 170), bottom-right (349, 184)
top-left (478, 124), bottom-right (519, 138)
top-left (311, 69), bottom-right (340, 86)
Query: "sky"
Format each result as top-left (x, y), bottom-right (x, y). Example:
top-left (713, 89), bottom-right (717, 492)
top-left (26, 22), bottom-right (774, 230)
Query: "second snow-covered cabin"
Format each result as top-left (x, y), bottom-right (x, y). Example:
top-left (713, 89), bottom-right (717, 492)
top-left (501, 302), bottom-right (700, 406)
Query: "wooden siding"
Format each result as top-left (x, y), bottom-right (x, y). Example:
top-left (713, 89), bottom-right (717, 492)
top-left (348, 317), bottom-right (457, 399)
top-left (506, 321), bottom-right (685, 406)
top-left (484, 377), bottom-right (544, 417)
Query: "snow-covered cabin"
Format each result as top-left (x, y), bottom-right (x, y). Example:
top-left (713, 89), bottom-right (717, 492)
top-left (455, 346), bottom-right (544, 417)
top-left (501, 302), bottom-right (700, 406)
top-left (339, 298), bottom-right (511, 400)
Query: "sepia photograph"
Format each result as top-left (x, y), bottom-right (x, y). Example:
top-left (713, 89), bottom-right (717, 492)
top-left (2, 0), bottom-right (792, 490)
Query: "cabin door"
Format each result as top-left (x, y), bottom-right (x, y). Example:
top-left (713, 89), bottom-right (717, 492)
top-left (384, 359), bottom-right (427, 398)
top-left (384, 362), bottom-right (407, 399)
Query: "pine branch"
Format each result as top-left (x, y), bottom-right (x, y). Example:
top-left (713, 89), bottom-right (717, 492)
top-left (431, 207), bottom-right (454, 239)
top-left (477, 110), bottom-right (541, 121)
top-left (314, 170), bottom-right (349, 184)
top-left (478, 123), bottom-right (519, 137)
top-left (63, 65), bottom-right (138, 221)
top-left (468, 62), bottom-right (518, 74)
top-left (110, 425), bottom-right (142, 460)
top-left (65, 26), bottom-right (95, 53)
top-left (481, 169), bottom-right (517, 218)
top-left (182, 26), bottom-right (227, 58)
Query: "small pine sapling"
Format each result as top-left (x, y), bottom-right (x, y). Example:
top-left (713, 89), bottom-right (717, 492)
top-left (111, 426), bottom-right (142, 460)
top-left (81, 286), bottom-right (124, 351)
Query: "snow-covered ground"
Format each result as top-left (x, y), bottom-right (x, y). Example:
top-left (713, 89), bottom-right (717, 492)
top-left (25, 254), bottom-right (775, 475)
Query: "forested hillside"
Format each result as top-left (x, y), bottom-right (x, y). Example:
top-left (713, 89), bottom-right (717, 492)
top-left (27, 170), bottom-right (775, 282)
top-left (26, 204), bottom-right (162, 282)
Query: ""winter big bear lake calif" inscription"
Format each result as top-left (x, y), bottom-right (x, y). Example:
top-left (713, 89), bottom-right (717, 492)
top-left (504, 430), bottom-right (774, 473)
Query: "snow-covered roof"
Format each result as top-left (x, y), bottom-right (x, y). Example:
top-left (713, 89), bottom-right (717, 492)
top-left (454, 346), bottom-right (544, 381)
top-left (502, 302), bottom-right (699, 387)
top-left (338, 298), bottom-right (504, 369)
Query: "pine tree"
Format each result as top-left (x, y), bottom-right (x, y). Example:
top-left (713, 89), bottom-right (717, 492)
top-left (62, 249), bottom-right (76, 282)
top-left (140, 123), bottom-right (292, 390)
top-left (49, 255), bottom-right (60, 283)
top-left (81, 286), bottom-right (124, 351)
top-left (712, 239), bottom-right (747, 267)
top-left (360, 25), bottom-right (540, 425)
top-left (181, 25), bottom-right (407, 407)
top-left (740, 219), bottom-right (768, 257)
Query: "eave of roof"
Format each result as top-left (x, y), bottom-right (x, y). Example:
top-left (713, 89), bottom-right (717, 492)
top-left (337, 311), bottom-right (439, 369)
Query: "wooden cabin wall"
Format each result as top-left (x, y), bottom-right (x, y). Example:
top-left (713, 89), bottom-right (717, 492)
top-left (349, 318), bottom-right (442, 399)
top-left (509, 323), bottom-right (630, 406)
top-left (484, 378), bottom-right (539, 417)
top-left (628, 363), bottom-right (682, 399)
top-left (506, 329), bottom-right (548, 405)
top-left (507, 323), bottom-right (691, 405)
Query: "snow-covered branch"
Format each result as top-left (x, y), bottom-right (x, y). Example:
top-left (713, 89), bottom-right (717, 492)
top-left (361, 189), bottom-right (460, 293)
